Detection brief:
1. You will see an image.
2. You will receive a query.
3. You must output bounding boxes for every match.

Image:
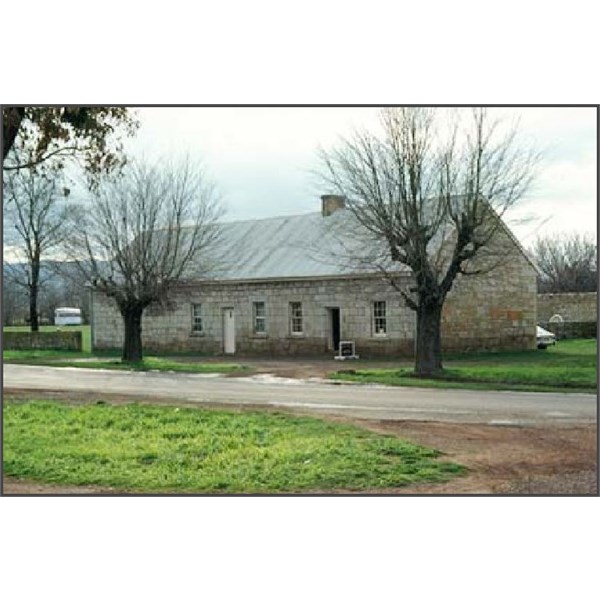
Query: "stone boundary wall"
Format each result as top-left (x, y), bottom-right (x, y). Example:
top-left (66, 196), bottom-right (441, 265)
top-left (541, 321), bottom-right (597, 340)
top-left (3, 330), bottom-right (82, 351)
top-left (537, 292), bottom-right (597, 323)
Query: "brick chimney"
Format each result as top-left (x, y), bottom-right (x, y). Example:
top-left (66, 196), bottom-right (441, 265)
top-left (321, 194), bottom-right (346, 217)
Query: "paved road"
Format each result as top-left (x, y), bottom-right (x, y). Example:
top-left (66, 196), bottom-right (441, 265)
top-left (3, 364), bottom-right (597, 425)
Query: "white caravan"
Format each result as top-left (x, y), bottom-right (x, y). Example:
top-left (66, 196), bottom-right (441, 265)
top-left (54, 307), bottom-right (82, 326)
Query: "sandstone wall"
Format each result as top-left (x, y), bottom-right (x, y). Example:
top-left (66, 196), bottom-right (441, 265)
top-left (92, 254), bottom-right (537, 357)
top-left (537, 292), bottom-right (597, 323)
top-left (92, 277), bottom-right (417, 357)
top-left (440, 224), bottom-right (538, 352)
top-left (442, 260), bottom-right (537, 352)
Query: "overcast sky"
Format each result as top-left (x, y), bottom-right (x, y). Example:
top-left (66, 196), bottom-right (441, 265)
top-left (5, 106), bottom-right (595, 264)
top-left (125, 106), bottom-right (597, 246)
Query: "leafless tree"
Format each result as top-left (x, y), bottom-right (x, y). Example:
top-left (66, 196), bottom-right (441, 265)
top-left (64, 158), bottom-right (223, 362)
top-left (320, 107), bottom-right (538, 376)
top-left (3, 167), bottom-right (72, 331)
top-left (35, 261), bottom-right (92, 324)
top-left (2, 271), bottom-right (28, 326)
top-left (532, 232), bottom-right (596, 293)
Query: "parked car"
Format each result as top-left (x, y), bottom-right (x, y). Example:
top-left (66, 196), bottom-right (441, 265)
top-left (536, 325), bottom-right (556, 349)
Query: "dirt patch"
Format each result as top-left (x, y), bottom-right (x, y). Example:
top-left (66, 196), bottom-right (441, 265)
top-left (332, 418), bottom-right (598, 495)
top-left (2, 389), bottom-right (597, 495)
top-left (186, 356), bottom-right (404, 379)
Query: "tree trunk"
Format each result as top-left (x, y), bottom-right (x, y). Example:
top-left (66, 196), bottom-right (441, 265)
top-left (29, 253), bottom-right (41, 332)
top-left (2, 107), bottom-right (25, 160)
top-left (414, 301), bottom-right (443, 377)
top-left (121, 304), bottom-right (144, 362)
top-left (29, 284), bottom-right (39, 332)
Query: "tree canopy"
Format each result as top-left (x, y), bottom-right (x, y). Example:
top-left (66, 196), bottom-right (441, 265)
top-left (320, 107), bottom-right (539, 375)
top-left (3, 167), bottom-right (73, 331)
top-left (532, 232), bottom-right (597, 293)
top-left (2, 106), bottom-right (139, 185)
top-left (64, 157), bottom-right (223, 361)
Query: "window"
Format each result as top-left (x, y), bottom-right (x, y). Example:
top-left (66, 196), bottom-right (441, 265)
top-left (373, 301), bottom-right (387, 335)
top-left (290, 302), bottom-right (303, 334)
top-left (253, 301), bottom-right (266, 334)
top-left (191, 303), bottom-right (203, 333)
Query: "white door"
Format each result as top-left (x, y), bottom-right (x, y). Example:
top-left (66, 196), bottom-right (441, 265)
top-left (223, 308), bottom-right (236, 354)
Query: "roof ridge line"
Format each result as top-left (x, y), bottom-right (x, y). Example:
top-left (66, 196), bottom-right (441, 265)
top-left (220, 211), bottom-right (321, 226)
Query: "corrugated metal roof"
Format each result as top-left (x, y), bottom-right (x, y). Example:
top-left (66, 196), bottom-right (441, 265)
top-left (192, 200), bottom-right (530, 282)
top-left (201, 210), bottom-right (405, 281)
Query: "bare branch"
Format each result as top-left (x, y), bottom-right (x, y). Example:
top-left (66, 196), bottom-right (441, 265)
top-left (3, 146), bottom-right (80, 171)
top-left (3, 166), bottom-right (70, 330)
top-left (61, 156), bottom-right (224, 361)
top-left (318, 107), bottom-right (538, 376)
top-left (531, 232), bottom-right (597, 292)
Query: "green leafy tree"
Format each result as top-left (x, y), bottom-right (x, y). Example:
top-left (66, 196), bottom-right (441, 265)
top-left (3, 106), bottom-right (139, 185)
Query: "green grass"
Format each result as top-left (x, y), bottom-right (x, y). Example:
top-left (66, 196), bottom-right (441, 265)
top-left (49, 357), bottom-right (245, 373)
top-left (2, 325), bottom-right (243, 373)
top-left (444, 338), bottom-right (597, 365)
top-left (3, 349), bottom-right (114, 361)
top-left (330, 339), bottom-right (597, 392)
top-left (3, 400), bottom-right (465, 493)
top-left (2, 326), bottom-right (244, 373)
top-left (2, 352), bottom-right (245, 374)
top-left (4, 325), bottom-right (92, 353)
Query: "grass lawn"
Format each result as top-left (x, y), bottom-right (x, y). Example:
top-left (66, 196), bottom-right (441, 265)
top-left (3, 326), bottom-right (244, 373)
top-left (3, 400), bottom-right (464, 493)
top-left (3, 325), bottom-right (92, 353)
top-left (2, 351), bottom-right (246, 374)
top-left (329, 339), bottom-right (597, 393)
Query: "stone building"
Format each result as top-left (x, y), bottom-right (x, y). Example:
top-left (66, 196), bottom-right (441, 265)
top-left (91, 196), bottom-right (538, 356)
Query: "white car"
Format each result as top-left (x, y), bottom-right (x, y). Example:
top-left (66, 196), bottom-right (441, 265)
top-left (536, 325), bottom-right (556, 349)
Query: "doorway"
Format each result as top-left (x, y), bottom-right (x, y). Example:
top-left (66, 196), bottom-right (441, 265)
top-left (328, 307), bottom-right (341, 352)
top-left (223, 307), bottom-right (235, 354)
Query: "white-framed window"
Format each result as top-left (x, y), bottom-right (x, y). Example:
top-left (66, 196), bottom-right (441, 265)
top-left (290, 302), bottom-right (303, 334)
top-left (373, 301), bottom-right (387, 335)
top-left (253, 301), bottom-right (266, 334)
top-left (191, 303), bottom-right (203, 333)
